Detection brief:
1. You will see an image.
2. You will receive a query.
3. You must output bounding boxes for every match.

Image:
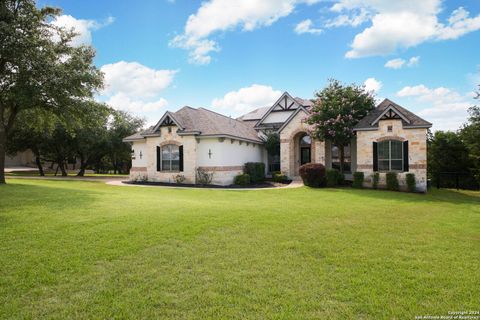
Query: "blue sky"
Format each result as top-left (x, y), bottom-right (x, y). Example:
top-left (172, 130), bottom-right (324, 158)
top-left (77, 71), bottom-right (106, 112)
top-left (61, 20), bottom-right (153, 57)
top-left (39, 0), bottom-right (480, 130)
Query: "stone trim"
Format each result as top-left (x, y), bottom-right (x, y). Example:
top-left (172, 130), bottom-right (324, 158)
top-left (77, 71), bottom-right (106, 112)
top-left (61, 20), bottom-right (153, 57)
top-left (376, 136), bottom-right (406, 142)
top-left (198, 166), bottom-right (243, 172)
top-left (409, 164), bottom-right (427, 169)
top-left (159, 140), bottom-right (182, 147)
top-left (357, 164), bottom-right (373, 170)
top-left (280, 139), bottom-right (289, 143)
top-left (131, 167), bottom-right (147, 172)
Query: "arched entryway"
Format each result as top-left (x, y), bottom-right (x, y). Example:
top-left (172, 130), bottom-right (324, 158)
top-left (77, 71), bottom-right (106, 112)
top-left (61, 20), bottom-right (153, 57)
top-left (299, 133), bottom-right (311, 166)
top-left (291, 132), bottom-right (313, 176)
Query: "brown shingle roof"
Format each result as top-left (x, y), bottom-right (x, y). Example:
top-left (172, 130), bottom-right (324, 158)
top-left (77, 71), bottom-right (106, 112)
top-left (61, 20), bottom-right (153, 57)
top-left (354, 99), bottom-right (432, 130)
top-left (127, 106), bottom-right (263, 143)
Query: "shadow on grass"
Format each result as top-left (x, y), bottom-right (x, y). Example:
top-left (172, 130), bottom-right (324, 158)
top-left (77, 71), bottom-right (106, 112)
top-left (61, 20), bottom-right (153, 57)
top-left (303, 186), bottom-right (480, 206)
top-left (0, 180), bottom-right (98, 215)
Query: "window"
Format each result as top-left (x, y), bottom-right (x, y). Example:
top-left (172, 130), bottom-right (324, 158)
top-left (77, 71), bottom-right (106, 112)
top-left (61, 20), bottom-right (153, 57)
top-left (161, 144), bottom-right (180, 171)
top-left (331, 144), bottom-right (351, 172)
top-left (378, 140), bottom-right (403, 171)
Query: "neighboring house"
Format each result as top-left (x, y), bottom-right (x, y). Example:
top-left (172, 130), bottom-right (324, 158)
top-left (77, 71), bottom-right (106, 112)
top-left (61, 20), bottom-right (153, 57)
top-left (5, 150), bottom-right (35, 167)
top-left (124, 92), bottom-right (432, 191)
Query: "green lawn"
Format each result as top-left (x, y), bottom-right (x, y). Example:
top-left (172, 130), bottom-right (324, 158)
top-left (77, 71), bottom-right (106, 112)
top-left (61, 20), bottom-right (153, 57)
top-left (0, 179), bottom-right (478, 319)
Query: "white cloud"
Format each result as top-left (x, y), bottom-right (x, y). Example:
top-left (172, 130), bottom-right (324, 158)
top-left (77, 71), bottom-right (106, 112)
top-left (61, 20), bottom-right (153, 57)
top-left (99, 61), bottom-right (176, 115)
top-left (325, 8), bottom-right (369, 28)
top-left (106, 93), bottom-right (169, 113)
top-left (170, 0), bottom-right (320, 64)
top-left (211, 84), bottom-right (281, 115)
top-left (396, 84), bottom-right (473, 131)
top-left (384, 56), bottom-right (420, 69)
top-left (295, 19), bottom-right (322, 35)
top-left (384, 58), bottom-right (405, 69)
top-left (364, 77), bottom-right (382, 93)
top-left (101, 61), bottom-right (177, 98)
top-left (328, 1), bottom-right (480, 58)
top-left (51, 15), bottom-right (114, 46)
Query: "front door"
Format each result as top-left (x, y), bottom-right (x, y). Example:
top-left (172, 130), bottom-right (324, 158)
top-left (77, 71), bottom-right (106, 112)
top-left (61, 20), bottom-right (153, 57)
top-left (300, 147), bottom-right (311, 165)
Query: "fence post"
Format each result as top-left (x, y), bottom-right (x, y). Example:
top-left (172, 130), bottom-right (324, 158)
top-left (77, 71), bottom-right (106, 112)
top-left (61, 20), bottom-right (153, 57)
top-left (456, 173), bottom-right (459, 190)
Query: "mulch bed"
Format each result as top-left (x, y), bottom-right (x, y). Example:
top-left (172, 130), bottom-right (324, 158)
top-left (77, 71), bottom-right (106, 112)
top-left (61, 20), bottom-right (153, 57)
top-left (124, 180), bottom-right (292, 189)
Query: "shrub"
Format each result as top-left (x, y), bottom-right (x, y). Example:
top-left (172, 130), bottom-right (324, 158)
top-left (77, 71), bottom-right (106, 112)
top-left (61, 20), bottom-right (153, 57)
top-left (244, 162), bottom-right (265, 183)
top-left (326, 169), bottom-right (343, 187)
top-left (196, 167), bottom-right (214, 185)
top-left (406, 173), bottom-right (416, 192)
top-left (299, 163), bottom-right (326, 187)
top-left (352, 172), bottom-right (364, 188)
top-left (174, 174), bottom-right (186, 184)
top-left (273, 172), bottom-right (288, 183)
top-left (372, 172), bottom-right (380, 189)
top-left (386, 172), bottom-right (399, 191)
top-left (234, 173), bottom-right (251, 186)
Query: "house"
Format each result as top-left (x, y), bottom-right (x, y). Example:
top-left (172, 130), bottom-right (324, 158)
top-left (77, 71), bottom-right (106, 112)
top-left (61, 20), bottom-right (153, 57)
top-left (123, 92), bottom-right (432, 191)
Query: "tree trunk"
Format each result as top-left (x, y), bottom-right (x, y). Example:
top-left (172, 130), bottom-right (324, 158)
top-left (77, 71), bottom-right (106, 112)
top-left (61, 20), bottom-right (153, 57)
top-left (35, 155), bottom-right (45, 176)
top-left (339, 145), bottom-right (345, 174)
top-left (59, 161), bottom-right (67, 176)
top-left (77, 156), bottom-right (87, 177)
top-left (0, 124), bottom-right (6, 184)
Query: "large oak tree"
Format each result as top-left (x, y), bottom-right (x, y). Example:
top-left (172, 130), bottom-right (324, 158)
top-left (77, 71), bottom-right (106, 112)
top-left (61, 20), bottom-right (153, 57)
top-left (0, 0), bottom-right (103, 183)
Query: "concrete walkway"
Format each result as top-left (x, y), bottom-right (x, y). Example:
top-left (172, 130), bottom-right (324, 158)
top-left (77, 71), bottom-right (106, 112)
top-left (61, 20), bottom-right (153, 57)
top-left (6, 174), bottom-right (304, 190)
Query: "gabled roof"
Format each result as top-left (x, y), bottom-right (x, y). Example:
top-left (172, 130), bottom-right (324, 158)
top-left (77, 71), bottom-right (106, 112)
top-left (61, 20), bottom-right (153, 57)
top-left (277, 107), bottom-right (309, 133)
top-left (354, 99), bottom-right (432, 131)
top-left (253, 92), bottom-right (313, 128)
top-left (124, 106), bottom-right (263, 143)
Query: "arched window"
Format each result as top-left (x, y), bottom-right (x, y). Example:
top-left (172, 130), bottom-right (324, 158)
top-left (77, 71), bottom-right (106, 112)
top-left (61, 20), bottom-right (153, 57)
top-left (300, 134), bottom-right (311, 146)
top-left (377, 140), bottom-right (403, 171)
top-left (161, 144), bottom-right (180, 171)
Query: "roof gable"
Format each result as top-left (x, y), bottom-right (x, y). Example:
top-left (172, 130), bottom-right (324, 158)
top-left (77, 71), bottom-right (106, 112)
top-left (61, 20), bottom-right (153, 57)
top-left (354, 99), bottom-right (432, 131)
top-left (151, 111), bottom-right (184, 133)
top-left (255, 92), bottom-right (302, 128)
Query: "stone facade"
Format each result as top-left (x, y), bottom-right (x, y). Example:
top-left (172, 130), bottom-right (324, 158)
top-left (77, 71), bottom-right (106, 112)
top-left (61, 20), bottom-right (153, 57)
top-left (129, 126), bottom-right (198, 184)
top-left (356, 119), bottom-right (428, 192)
top-left (279, 110), bottom-right (325, 178)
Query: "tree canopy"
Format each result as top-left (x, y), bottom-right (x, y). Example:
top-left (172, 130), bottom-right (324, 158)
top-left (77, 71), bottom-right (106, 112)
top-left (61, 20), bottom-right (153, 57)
top-left (305, 79), bottom-right (376, 173)
top-left (0, 0), bottom-right (103, 183)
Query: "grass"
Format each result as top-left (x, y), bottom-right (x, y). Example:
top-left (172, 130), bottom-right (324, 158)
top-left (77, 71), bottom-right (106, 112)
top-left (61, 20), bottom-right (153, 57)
top-left (0, 179), bottom-right (479, 319)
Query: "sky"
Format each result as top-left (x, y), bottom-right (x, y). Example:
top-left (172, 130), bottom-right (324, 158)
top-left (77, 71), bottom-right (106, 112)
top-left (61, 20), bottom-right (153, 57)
top-left (38, 0), bottom-right (480, 131)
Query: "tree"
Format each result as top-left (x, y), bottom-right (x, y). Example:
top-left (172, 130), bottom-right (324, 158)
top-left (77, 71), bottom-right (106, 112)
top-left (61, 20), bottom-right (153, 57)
top-left (0, 0), bottom-right (103, 183)
top-left (105, 111), bottom-right (144, 174)
top-left (460, 86), bottom-right (480, 183)
top-left (304, 79), bottom-right (376, 173)
top-left (6, 108), bottom-right (55, 176)
top-left (73, 102), bottom-right (111, 176)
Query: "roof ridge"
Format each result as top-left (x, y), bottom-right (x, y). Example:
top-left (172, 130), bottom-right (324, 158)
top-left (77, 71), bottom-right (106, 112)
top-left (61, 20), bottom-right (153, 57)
top-left (199, 107), bottom-right (252, 127)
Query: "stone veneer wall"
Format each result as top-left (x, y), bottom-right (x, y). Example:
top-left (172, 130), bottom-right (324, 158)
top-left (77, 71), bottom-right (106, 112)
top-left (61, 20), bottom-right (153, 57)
top-left (279, 110), bottom-right (325, 178)
top-left (130, 126), bottom-right (197, 184)
top-left (356, 119), bottom-right (428, 192)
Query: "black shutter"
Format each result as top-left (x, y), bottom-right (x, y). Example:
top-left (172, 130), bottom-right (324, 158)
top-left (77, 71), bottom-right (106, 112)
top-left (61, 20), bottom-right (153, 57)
top-left (403, 141), bottom-right (409, 172)
top-left (156, 146), bottom-right (161, 171)
top-left (179, 145), bottom-right (184, 172)
top-left (373, 142), bottom-right (378, 172)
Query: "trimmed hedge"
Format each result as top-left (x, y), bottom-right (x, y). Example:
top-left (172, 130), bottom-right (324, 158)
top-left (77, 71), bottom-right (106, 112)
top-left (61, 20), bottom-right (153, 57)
top-left (299, 163), bottom-right (326, 187)
top-left (273, 172), bottom-right (288, 183)
top-left (244, 162), bottom-right (265, 183)
top-left (234, 173), bottom-right (251, 186)
top-left (326, 169), bottom-right (344, 187)
top-left (406, 173), bottom-right (416, 192)
top-left (352, 172), bottom-right (364, 188)
top-left (372, 172), bottom-right (380, 189)
top-left (386, 172), bottom-right (400, 191)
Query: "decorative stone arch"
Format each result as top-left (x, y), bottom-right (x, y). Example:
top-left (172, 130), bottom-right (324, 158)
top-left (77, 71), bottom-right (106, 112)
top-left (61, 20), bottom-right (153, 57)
top-left (376, 136), bottom-right (405, 142)
top-left (159, 140), bottom-right (182, 147)
top-left (288, 130), bottom-right (316, 176)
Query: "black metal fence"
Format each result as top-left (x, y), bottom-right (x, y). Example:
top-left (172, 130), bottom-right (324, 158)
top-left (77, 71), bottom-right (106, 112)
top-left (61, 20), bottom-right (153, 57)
top-left (434, 172), bottom-right (479, 190)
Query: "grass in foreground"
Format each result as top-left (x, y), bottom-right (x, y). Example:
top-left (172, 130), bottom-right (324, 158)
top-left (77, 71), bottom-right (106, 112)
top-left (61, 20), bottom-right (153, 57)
top-left (0, 179), bottom-right (479, 319)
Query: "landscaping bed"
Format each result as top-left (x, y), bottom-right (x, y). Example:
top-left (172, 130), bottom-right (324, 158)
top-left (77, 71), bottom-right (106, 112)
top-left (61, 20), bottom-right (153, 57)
top-left (124, 179), bottom-right (292, 188)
